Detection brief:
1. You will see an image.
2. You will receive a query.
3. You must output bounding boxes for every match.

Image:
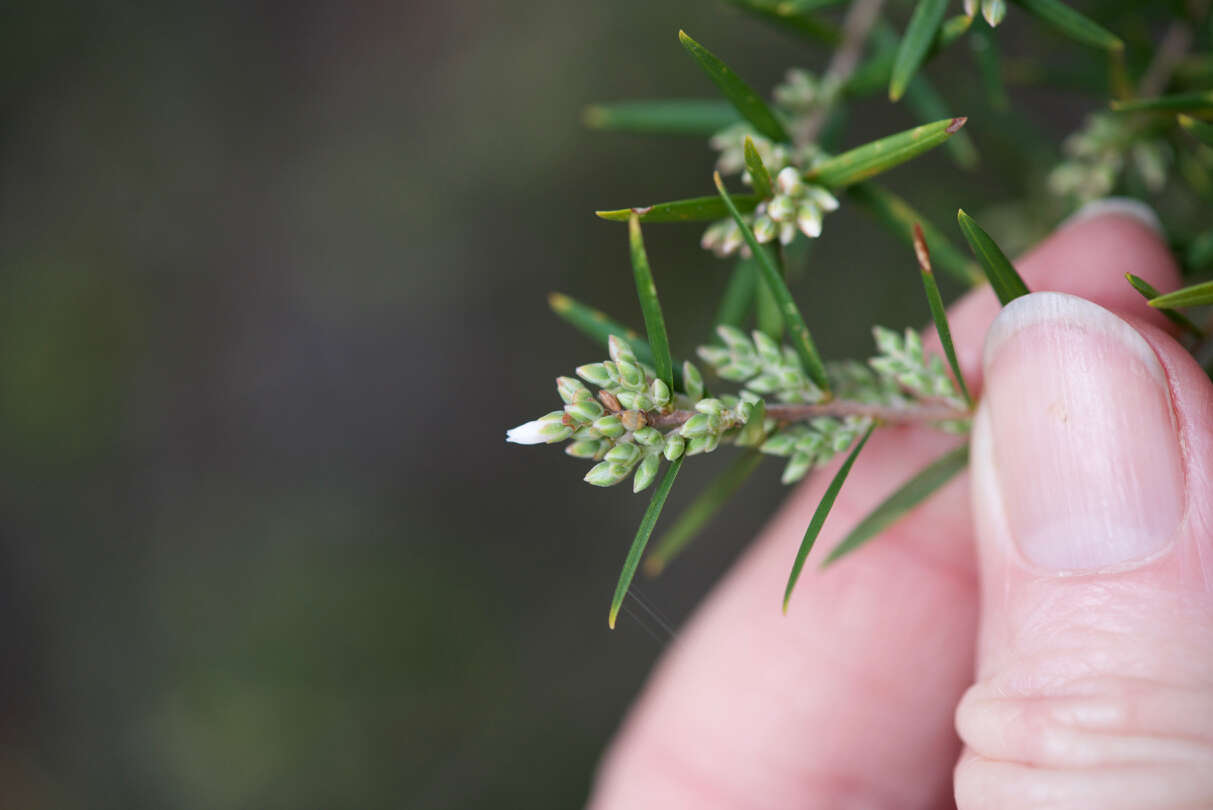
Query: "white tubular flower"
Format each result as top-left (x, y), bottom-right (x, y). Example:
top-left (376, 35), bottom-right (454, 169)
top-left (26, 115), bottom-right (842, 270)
top-left (797, 203), bottom-right (823, 238)
top-left (506, 412), bottom-right (567, 444)
top-left (775, 166), bottom-right (803, 196)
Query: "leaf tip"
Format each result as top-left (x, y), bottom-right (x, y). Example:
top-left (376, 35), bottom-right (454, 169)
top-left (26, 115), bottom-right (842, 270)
top-left (947, 117), bottom-right (968, 135)
top-left (912, 222), bottom-right (931, 273)
top-left (608, 608), bottom-right (618, 630)
top-left (582, 105), bottom-right (606, 129)
top-left (548, 291), bottom-right (571, 312)
top-left (642, 556), bottom-right (663, 578)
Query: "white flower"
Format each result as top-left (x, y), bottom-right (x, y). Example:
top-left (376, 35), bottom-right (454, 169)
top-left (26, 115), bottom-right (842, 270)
top-left (506, 412), bottom-right (568, 444)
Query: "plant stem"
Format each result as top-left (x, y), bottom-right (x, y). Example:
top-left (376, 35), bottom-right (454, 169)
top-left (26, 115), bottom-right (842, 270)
top-left (644, 399), bottom-right (967, 430)
top-left (793, 0), bottom-right (885, 147)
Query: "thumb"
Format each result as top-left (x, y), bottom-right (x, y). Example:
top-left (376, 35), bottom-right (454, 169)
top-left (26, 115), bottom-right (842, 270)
top-left (957, 292), bottom-right (1213, 808)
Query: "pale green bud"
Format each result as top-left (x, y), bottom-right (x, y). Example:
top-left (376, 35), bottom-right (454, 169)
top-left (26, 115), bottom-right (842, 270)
top-left (603, 361), bottom-right (620, 383)
top-left (663, 434), bottom-right (685, 461)
top-left (752, 214), bottom-right (777, 243)
top-left (760, 433), bottom-right (796, 456)
top-left (697, 345), bottom-right (731, 368)
top-left (695, 398), bottom-right (725, 415)
top-left (716, 325), bottom-right (753, 354)
top-left (604, 442), bottom-right (641, 466)
top-left (751, 330), bottom-right (781, 364)
top-left (615, 391), bottom-right (653, 412)
top-left (608, 335), bottom-right (638, 366)
top-left (585, 461), bottom-right (630, 487)
top-left (806, 185), bottom-right (839, 212)
top-left (716, 360), bottom-right (759, 382)
top-left (616, 361), bottom-right (645, 391)
top-left (633, 427), bottom-right (663, 446)
top-left (576, 363), bottom-right (613, 387)
top-left (746, 373), bottom-right (781, 394)
top-left (650, 378), bottom-right (671, 407)
top-left (775, 166), bottom-right (803, 196)
top-left (904, 329), bottom-right (924, 362)
top-left (557, 376), bottom-right (590, 404)
top-left (781, 453), bottom-right (813, 484)
top-left (564, 399), bottom-right (604, 424)
top-left (873, 326), bottom-right (900, 356)
top-left (982, 0), bottom-right (1006, 26)
top-left (768, 194), bottom-right (796, 222)
top-left (682, 361), bottom-right (704, 400)
top-left (565, 440), bottom-right (605, 459)
top-left (633, 454), bottom-right (660, 493)
top-left (685, 435), bottom-right (711, 456)
top-left (963, 0), bottom-right (977, 17)
top-left (679, 413), bottom-right (712, 438)
top-left (593, 414), bottom-right (625, 439)
top-left (797, 202), bottom-right (823, 239)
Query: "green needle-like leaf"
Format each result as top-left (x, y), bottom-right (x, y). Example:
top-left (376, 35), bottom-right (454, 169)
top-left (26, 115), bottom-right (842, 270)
top-left (804, 118), bottom-right (968, 189)
top-left (970, 19), bottom-right (1010, 112)
top-left (597, 194), bottom-right (761, 223)
top-left (847, 16), bottom-right (971, 98)
top-left (628, 215), bottom-right (675, 391)
top-left (755, 264), bottom-right (786, 339)
top-left (823, 443), bottom-right (969, 566)
top-left (889, 0), bottom-right (949, 102)
top-left (1125, 274), bottom-right (1204, 338)
top-left (743, 136), bottom-right (774, 199)
top-left (1149, 280), bottom-right (1213, 309)
top-left (583, 99), bottom-right (742, 136)
top-left (848, 184), bottom-right (982, 285)
top-left (609, 456), bottom-right (684, 629)
top-left (1179, 114), bottom-right (1213, 147)
top-left (1009, 0), bottom-right (1123, 51)
top-left (678, 30), bottom-right (791, 143)
top-left (784, 423), bottom-right (875, 610)
top-left (957, 209), bottom-right (1030, 304)
top-left (714, 172), bottom-right (830, 392)
top-left (716, 257), bottom-right (759, 328)
top-left (1110, 92), bottom-right (1213, 114)
top-left (645, 451), bottom-right (765, 576)
top-left (902, 74), bottom-right (980, 168)
top-left (724, 0), bottom-right (841, 45)
top-left (914, 224), bottom-right (974, 407)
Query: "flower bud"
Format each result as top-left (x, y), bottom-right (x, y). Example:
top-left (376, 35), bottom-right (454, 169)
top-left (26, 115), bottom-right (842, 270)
top-left (616, 361), bottom-right (645, 391)
top-left (650, 378), bottom-right (671, 408)
top-left (695, 398), bottom-right (725, 415)
top-left (806, 185), bottom-right (839, 212)
top-left (633, 426), bottom-right (663, 446)
top-left (584, 461), bottom-right (630, 487)
top-left (797, 202), bottom-right (823, 238)
top-left (775, 166), bottom-right (803, 196)
top-left (679, 413), bottom-right (712, 438)
top-left (682, 361), bottom-right (704, 400)
top-left (781, 452), bottom-right (813, 484)
top-left (632, 454), bottom-right (661, 493)
top-left (576, 363), bottom-right (613, 387)
top-left (663, 434), bottom-right (685, 461)
top-left (565, 440), bottom-right (605, 459)
top-left (619, 410), bottom-right (647, 432)
top-left (593, 414), bottom-right (625, 439)
top-left (564, 399), bottom-right (604, 424)
top-left (608, 335), bottom-right (638, 366)
top-left (604, 442), bottom-right (641, 466)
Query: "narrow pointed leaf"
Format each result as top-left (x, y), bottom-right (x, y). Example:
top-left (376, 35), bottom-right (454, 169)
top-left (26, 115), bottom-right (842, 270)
top-left (970, 20), bottom-right (1010, 112)
top-left (1179, 114), bottom-right (1213, 148)
top-left (1009, 0), bottom-right (1123, 51)
top-left (823, 443), bottom-right (969, 566)
top-left (957, 209), bottom-right (1030, 304)
top-left (716, 257), bottom-right (759, 327)
top-left (1125, 274), bottom-right (1204, 338)
top-left (804, 118), bottom-right (968, 189)
top-left (597, 194), bottom-right (761, 223)
top-left (755, 267), bottom-right (786, 339)
top-left (547, 292), bottom-right (685, 389)
top-left (714, 172), bottom-right (830, 392)
top-left (915, 224), bottom-right (974, 407)
top-left (847, 16), bottom-right (971, 98)
top-left (644, 451), bottom-right (765, 575)
top-left (609, 457), bottom-right (684, 629)
top-left (889, 0), bottom-right (949, 102)
top-left (678, 30), bottom-right (790, 143)
top-left (628, 216), bottom-right (675, 390)
top-left (784, 423), bottom-right (875, 610)
top-left (1110, 92), bottom-right (1213, 114)
top-left (1149, 280), bottom-right (1213, 309)
top-left (723, 0), bottom-right (841, 45)
top-left (901, 74), bottom-right (980, 168)
top-left (743, 136), bottom-right (774, 199)
top-left (848, 183), bottom-right (982, 285)
top-left (583, 99), bottom-right (742, 136)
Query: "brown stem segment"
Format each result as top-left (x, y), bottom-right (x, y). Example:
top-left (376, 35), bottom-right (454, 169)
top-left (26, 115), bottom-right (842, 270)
top-left (644, 400), bottom-right (968, 430)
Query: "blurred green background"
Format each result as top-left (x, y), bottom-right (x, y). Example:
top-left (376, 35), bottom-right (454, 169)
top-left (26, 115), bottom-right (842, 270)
top-left (0, 1), bottom-right (1121, 808)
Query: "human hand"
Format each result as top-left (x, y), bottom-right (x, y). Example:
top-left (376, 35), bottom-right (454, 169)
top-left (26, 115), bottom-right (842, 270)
top-left (587, 202), bottom-right (1213, 809)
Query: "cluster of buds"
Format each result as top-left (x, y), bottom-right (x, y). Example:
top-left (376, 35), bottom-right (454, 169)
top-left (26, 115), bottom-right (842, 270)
top-left (963, 0), bottom-right (1006, 27)
top-left (696, 325), bottom-right (826, 404)
top-left (701, 167), bottom-right (839, 257)
top-left (869, 326), bottom-right (966, 409)
top-left (1047, 114), bottom-right (1172, 202)
top-left (760, 415), bottom-right (873, 484)
top-left (772, 68), bottom-right (823, 115)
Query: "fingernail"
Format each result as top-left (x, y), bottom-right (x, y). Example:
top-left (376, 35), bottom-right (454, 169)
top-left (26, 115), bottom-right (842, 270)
top-left (1060, 197), bottom-right (1164, 236)
top-left (983, 292), bottom-right (1183, 572)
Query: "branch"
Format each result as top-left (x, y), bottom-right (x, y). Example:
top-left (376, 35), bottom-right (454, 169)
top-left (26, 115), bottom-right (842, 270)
top-left (644, 399), bottom-right (968, 430)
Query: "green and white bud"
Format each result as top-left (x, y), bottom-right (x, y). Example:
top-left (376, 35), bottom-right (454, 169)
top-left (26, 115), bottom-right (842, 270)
top-left (751, 330), bottom-right (781, 364)
top-left (556, 376), bottom-right (590, 404)
top-left (608, 335), bottom-right (638, 366)
top-left (682, 361), bottom-right (704, 400)
top-left (632, 454), bottom-right (661, 493)
top-left (602, 361), bottom-right (621, 384)
top-left (650, 378), bottom-right (671, 408)
top-left (775, 166), bottom-right (803, 196)
top-left (633, 426), bottom-right (663, 446)
top-left (585, 461), bottom-right (631, 487)
top-left (806, 185), bottom-right (839, 212)
top-left (564, 399), bottom-right (604, 424)
top-left (963, 0), bottom-right (977, 17)
top-left (679, 413), bottom-right (712, 438)
top-left (593, 414), bottom-right (625, 439)
top-left (752, 214), bottom-right (777, 243)
top-left (697, 345), bottom-right (731, 368)
top-left (506, 411), bottom-right (568, 445)
top-left (694, 398), bottom-right (726, 415)
top-left (797, 202), bottom-right (823, 238)
top-left (982, 0), bottom-right (1006, 26)
top-left (685, 435), bottom-right (711, 456)
top-left (716, 325), bottom-right (753, 354)
top-left (746, 373), bottom-right (781, 394)
top-left (576, 363), bottom-right (613, 388)
top-left (604, 442), bottom-right (642, 466)
top-left (760, 433), bottom-right (797, 456)
top-left (565, 439), bottom-right (605, 459)
top-left (616, 361), bottom-right (646, 391)
top-left (615, 391), bottom-right (654, 412)
top-left (664, 434), bottom-right (685, 461)
top-left (767, 194), bottom-right (796, 222)
top-left (781, 452), bottom-right (813, 484)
